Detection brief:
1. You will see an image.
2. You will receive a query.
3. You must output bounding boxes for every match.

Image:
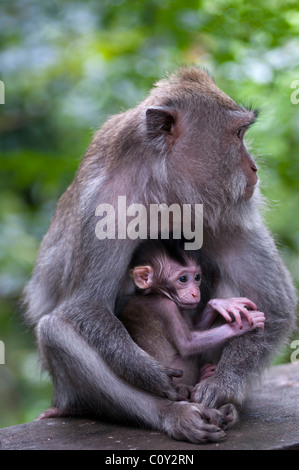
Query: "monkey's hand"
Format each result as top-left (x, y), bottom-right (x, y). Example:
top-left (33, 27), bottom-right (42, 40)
top-left (162, 367), bottom-right (186, 400)
top-left (126, 358), bottom-right (184, 400)
top-left (207, 297), bottom-right (260, 329)
top-left (174, 383), bottom-right (194, 401)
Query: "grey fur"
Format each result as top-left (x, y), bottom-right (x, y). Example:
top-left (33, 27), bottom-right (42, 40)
top-left (23, 66), bottom-right (297, 443)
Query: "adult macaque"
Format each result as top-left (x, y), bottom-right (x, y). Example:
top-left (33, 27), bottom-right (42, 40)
top-left (120, 239), bottom-right (265, 402)
top-left (23, 67), bottom-right (297, 444)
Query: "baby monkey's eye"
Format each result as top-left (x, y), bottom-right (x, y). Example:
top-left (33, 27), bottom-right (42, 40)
top-left (194, 274), bottom-right (201, 282)
top-left (178, 275), bottom-right (187, 283)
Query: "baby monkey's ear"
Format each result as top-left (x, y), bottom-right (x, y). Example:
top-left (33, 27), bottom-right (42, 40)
top-left (132, 265), bottom-right (154, 289)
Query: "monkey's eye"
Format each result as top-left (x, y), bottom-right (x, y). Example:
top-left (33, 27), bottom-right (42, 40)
top-left (178, 275), bottom-right (188, 283)
top-left (194, 274), bottom-right (201, 282)
top-left (236, 127), bottom-right (246, 139)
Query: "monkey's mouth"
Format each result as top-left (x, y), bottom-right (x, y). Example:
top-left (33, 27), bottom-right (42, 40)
top-left (247, 181), bottom-right (258, 190)
top-left (244, 183), bottom-right (257, 198)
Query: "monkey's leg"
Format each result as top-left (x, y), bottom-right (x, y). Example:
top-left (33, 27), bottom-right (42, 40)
top-left (36, 314), bottom-right (227, 444)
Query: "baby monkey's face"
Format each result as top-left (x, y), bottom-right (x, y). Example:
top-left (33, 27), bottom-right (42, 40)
top-left (131, 256), bottom-right (202, 310)
top-left (169, 262), bottom-right (202, 309)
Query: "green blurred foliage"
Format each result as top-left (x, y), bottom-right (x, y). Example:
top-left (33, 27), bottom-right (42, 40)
top-left (0, 0), bottom-right (298, 428)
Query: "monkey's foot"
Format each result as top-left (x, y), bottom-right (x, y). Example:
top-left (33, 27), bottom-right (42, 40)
top-left (36, 407), bottom-right (89, 420)
top-left (161, 401), bottom-right (226, 444)
top-left (199, 363), bottom-right (217, 382)
top-left (191, 376), bottom-right (239, 408)
top-left (218, 403), bottom-right (238, 430)
top-left (190, 377), bottom-right (239, 430)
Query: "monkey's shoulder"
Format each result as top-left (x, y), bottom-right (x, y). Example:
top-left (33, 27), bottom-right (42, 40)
top-left (119, 294), bottom-right (171, 333)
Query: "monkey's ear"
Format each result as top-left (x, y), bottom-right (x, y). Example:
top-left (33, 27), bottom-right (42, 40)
top-left (146, 107), bottom-right (178, 144)
top-left (133, 265), bottom-right (154, 289)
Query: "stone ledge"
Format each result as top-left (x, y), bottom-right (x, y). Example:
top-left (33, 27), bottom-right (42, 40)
top-left (0, 363), bottom-right (299, 450)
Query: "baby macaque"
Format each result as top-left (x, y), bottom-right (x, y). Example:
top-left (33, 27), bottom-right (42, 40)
top-left (120, 240), bottom-right (265, 398)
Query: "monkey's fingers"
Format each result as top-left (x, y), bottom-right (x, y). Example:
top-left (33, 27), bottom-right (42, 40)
top-left (218, 404), bottom-right (238, 431)
top-left (212, 305), bottom-right (233, 324)
top-left (252, 321), bottom-right (264, 330)
top-left (175, 384), bottom-right (194, 400)
top-left (222, 307), bottom-right (243, 329)
top-left (165, 402), bottom-right (226, 444)
top-left (230, 309), bottom-right (243, 329)
top-left (237, 306), bottom-right (256, 326)
top-left (251, 311), bottom-right (265, 319)
top-left (251, 311), bottom-right (265, 330)
top-left (166, 367), bottom-right (183, 379)
top-left (236, 297), bottom-right (258, 311)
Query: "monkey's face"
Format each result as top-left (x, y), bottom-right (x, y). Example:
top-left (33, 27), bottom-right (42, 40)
top-left (172, 103), bottom-right (259, 203)
top-left (169, 263), bottom-right (202, 310)
top-left (222, 108), bottom-right (259, 200)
